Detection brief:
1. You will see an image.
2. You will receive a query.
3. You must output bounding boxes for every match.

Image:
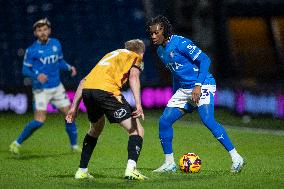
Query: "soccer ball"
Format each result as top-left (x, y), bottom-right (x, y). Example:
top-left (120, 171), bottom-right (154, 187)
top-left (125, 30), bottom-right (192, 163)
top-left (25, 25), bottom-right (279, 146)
top-left (179, 153), bottom-right (201, 173)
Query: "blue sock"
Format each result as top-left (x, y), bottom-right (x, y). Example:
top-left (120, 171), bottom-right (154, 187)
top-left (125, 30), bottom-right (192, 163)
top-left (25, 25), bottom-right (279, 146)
top-left (65, 121), bottom-right (78, 146)
top-left (159, 107), bottom-right (184, 154)
top-left (16, 120), bottom-right (44, 144)
top-left (198, 104), bottom-right (234, 151)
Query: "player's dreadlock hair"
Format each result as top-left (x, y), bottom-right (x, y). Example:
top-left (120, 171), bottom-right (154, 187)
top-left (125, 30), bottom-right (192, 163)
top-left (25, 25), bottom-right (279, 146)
top-left (146, 15), bottom-right (173, 39)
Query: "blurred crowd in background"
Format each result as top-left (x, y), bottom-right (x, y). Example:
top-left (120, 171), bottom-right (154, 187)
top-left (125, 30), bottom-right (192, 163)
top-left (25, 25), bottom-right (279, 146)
top-left (0, 0), bottom-right (284, 118)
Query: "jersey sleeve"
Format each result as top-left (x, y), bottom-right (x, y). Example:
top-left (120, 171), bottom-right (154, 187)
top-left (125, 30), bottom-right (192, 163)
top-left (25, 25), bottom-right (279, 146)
top-left (132, 56), bottom-right (144, 71)
top-left (57, 40), bottom-right (72, 71)
top-left (194, 52), bottom-right (211, 85)
top-left (177, 38), bottom-right (202, 61)
top-left (177, 38), bottom-right (211, 85)
top-left (22, 48), bottom-right (39, 80)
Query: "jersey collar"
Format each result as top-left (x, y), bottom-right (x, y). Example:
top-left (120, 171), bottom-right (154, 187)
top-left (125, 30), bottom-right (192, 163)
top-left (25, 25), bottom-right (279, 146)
top-left (37, 38), bottom-right (50, 45)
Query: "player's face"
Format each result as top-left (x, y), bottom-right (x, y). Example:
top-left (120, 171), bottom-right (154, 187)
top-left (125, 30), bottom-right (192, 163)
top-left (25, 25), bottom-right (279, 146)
top-left (34, 25), bottom-right (51, 43)
top-left (149, 24), bottom-right (165, 45)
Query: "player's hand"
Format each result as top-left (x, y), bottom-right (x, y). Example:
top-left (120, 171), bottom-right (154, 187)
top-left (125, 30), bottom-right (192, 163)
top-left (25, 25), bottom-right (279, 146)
top-left (192, 85), bottom-right (201, 105)
top-left (132, 105), bottom-right (144, 120)
top-left (37, 73), bottom-right (47, 84)
top-left (65, 107), bottom-right (77, 123)
top-left (70, 66), bottom-right (77, 77)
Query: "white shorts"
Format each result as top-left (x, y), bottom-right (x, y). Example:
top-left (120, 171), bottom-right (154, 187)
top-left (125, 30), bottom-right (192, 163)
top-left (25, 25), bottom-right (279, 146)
top-left (167, 85), bottom-right (216, 109)
top-left (33, 83), bottom-right (70, 111)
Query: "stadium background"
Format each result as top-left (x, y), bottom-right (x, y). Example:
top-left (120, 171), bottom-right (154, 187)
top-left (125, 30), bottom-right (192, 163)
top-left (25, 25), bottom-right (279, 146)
top-left (0, 0), bottom-right (284, 120)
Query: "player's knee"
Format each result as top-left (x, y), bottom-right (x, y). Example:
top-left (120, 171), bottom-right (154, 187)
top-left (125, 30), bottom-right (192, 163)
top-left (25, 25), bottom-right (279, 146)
top-left (28, 120), bottom-right (44, 130)
top-left (159, 115), bottom-right (171, 131)
top-left (88, 120), bottom-right (105, 137)
top-left (200, 113), bottom-right (214, 127)
top-left (88, 127), bottom-right (97, 137)
top-left (159, 116), bottom-right (173, 138)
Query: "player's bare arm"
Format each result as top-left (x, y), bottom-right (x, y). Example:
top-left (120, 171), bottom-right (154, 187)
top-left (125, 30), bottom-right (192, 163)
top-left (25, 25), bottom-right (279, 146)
top-left (129, 67), bottom-right (144, 120)
top-left (70, 66), bottom-right (77, 77)
top-left (66, 79), bottom-right (84, 123)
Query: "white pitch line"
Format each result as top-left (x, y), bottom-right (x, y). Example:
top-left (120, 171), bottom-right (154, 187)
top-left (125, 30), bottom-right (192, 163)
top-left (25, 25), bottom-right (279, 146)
top-left (224, 125), bottom-right (284, 136)
top-left (176, 120), bottom-right (284, 136)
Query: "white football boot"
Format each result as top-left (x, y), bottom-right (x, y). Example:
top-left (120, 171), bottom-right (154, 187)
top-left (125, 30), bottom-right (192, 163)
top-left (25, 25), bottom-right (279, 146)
top-left (231, 155), bottom-right (245, 173)
top-left (153, 162), bottom-right (177, 173)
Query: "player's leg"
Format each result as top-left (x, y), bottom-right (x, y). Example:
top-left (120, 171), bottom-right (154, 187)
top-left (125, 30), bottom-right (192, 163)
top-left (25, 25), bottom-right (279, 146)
top-left (52, 83), bottom-right (79, 151)
top-left (102, 93), bottom-right (147, 180)
top-left (75, 89), bottom-right (104, 179)
top-left (9, 90), bottom-right (47, 154)
top-left (153, 107), bottom-right (184, 172)
top-left (153, 88), bottom-right (192, 173)
top-left (198, 86), bottom-right (244, 173)
top-left (75, 116), bottom-right (105, 179)
top-left (59, 105), bottom-right (80, 152)
top-left (119, 117), bottom-right (147, 180)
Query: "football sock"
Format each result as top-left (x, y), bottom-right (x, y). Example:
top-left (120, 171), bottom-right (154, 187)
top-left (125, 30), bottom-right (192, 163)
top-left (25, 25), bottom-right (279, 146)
top-left (198, 104), bottom-right (234, 151)
top-left (79, 134), bottom-right (98, 168)
top-left (165, 153), bottom-right (175, 164)
top-left (127, 135), bottom-right (143, 163)
top-left (159, 107), bottom-right (184, 154)
top-left (16, 120), bottom-right (44, 144)
top-left (229, 148), bottom-right (240, 160)
top-left (126, 159), bottom-right (137, 171)
top-left (80, 168), bottom-right (88, 173)
top-left (65, 121), bottom-right (78, 146)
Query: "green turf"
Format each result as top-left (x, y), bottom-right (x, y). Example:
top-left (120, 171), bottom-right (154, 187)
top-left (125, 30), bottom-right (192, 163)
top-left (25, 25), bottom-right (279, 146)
top-left (0, 110), bottom-right (284, 189)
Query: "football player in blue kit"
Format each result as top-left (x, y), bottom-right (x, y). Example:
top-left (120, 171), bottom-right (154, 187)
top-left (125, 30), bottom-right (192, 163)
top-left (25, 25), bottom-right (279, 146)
top-left (9, 18), bottom-right (81, 154)
top-left (147, 15), bottom-right (244, 173)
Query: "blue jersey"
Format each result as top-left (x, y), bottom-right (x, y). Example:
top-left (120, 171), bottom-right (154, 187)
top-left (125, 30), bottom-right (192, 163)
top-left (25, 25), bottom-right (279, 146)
top-left (157, 35), bottom-right (215, 91)
top-left (22, 38), bottom-right (71, 89)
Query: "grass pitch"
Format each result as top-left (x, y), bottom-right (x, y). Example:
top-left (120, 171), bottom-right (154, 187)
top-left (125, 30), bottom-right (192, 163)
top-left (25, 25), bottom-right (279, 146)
top-left (0, 110), bottom-right (284, 189)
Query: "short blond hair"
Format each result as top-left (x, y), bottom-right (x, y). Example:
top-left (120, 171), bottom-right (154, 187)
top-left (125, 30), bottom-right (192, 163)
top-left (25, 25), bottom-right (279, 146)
top-left (124, 39), bottom-right (145, 54)
top-left (33, 18), bottom-right (51, 31)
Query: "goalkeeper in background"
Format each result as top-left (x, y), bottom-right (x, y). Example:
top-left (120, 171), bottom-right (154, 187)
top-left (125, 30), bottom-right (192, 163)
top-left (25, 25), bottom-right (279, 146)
top-left (147, 15), bottom-right (245, 173)
top-left (9, 18), bottom-right (81, 154)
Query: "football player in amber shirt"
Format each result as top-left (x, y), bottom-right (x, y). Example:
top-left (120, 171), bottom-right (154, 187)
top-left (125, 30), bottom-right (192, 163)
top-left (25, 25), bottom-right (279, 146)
top-left (66, 39), bottom-right (148, 180)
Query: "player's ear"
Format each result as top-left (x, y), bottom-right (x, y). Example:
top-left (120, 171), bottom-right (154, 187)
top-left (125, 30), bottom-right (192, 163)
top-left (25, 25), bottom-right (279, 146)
top-left (47, 28), bottom-right (51, 35)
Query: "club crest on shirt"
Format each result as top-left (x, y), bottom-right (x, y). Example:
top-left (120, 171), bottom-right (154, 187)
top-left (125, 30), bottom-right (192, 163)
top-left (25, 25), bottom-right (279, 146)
top-left (170, 51), bottom-right (174, 58)
top-left (52, 45), bottom-right (58, 52)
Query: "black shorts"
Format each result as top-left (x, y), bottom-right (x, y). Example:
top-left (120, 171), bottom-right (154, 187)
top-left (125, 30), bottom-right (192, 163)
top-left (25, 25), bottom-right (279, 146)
top-left (82, 89), bottom-right (133, 123)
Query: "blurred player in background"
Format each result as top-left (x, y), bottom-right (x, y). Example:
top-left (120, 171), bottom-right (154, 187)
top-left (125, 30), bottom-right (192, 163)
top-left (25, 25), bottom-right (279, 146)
top-left (65, 39), bottom-right (147, 180)
top-left (9, 18), bottom-right (81, 154)
top-left (147, 15), bottom-right (245, 173)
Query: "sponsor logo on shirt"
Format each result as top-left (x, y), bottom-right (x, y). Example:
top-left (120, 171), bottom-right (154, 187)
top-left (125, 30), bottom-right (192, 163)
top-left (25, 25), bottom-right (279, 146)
top-left (170, 51), bottom-right (174, 58)
top-left (40, 55), bottom-right (59, 64)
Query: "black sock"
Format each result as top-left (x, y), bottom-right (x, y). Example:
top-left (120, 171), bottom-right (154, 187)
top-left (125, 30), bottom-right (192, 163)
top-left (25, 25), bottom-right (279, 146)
top-left (79, 134), bottom-right (98, 168)
top-left (127, 135), bottom-right (143, 162)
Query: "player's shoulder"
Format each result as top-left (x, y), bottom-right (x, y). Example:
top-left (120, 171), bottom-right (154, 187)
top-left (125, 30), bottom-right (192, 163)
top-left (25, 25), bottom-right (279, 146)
top-left (49, 38), bottom-right (61, 45)
top-left (172, 35), bottom-right (193, 45)
top-left (26, 41), bottom-right (39, 53)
